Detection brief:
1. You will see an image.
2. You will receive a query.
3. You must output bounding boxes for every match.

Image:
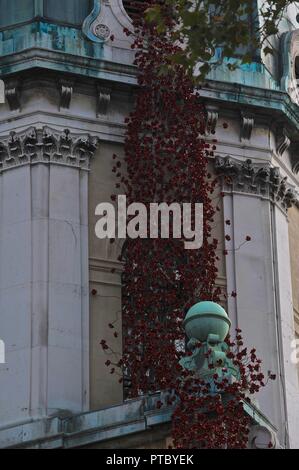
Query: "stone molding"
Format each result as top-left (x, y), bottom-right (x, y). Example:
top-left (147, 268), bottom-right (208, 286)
top-left (215, 155), bottom-right (298, 211)
top-left (0, 127), bottom-right (98, 172)
top-left (0, 393), bottom-right (276, 449)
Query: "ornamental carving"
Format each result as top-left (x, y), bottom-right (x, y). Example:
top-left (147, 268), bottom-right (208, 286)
top-left (215, 155), bottom-right (298, 211)
top-left (0, 127), bottom-right (98, 172)
top-left (83, 1), bottom-right (112, 43)
top-left (94, 23), bottom-right (111, 40)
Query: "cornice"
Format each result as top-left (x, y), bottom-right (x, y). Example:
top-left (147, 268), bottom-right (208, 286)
top-left (0, 392), bottom-right (277, 449)
top-left (0, 46), bottom-right (137, 86)
top-left (1, 46), bottom-right (299, 140)
top-left (201, 79), bottom-right (299, 136)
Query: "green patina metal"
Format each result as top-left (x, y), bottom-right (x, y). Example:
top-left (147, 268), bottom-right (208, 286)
top-left (0, 1), bottom-right (104, 69)
top-left (0, 0), bottom-right (283, 91)
top-left (183, 301), bottom-right (231, 342)
top-left (0, 21), bottom-right (104, 60)
top-left (180, 301), bottom-right (239, 391)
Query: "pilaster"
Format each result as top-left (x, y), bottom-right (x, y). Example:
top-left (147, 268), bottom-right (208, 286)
top-left (215, 155), bottom-right (299, 448)
top-left (0, 126), bottom-right (98, 426)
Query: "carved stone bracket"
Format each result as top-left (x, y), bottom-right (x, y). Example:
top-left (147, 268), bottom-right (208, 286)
top-left (290, 142), bottom-right (299, 174)
top-left (5, 79), bottom-right (21, 112)
top-left (82, 0), bottom-right (111, 43)
top-left (292, 161), bottom-right (299, 176)
top-left (97, 85), bottom-right (111, 117)
top-left (241, 112), bottom-right (255, 141)
top-left (276, 126), bottom-right (291, 157)
top-left (205, 106), bottom-right (219, 135)
top-left (59, 79), bottom-right (74, 110)
top-left (215, 155), bottom-right (298, 211)
top-left (0, 127), bottom-right (99, 172)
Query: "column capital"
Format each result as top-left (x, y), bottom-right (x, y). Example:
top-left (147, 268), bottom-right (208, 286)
top-left (0, 127), bottom-right (99, 172)
top-left (215, 155), bottom-right (299, 212)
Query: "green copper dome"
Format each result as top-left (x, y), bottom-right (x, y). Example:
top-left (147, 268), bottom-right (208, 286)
top-left (183, 301), bottom-right (231, 342)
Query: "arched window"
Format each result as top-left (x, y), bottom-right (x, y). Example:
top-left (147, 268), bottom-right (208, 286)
top-left (44, 0), bottom-right (93, 26)
top-left (0, 0), bottom-right (35, 28)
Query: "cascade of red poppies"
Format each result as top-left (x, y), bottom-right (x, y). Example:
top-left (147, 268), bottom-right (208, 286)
top-left (101, 0), bottom-right (276, 449)
top-left (112, 0), bottom-right (221, 396)
top-left (171, 332), bottom-right (276, 449)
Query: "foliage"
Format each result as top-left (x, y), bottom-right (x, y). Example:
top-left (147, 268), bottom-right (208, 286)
top-left (144, 0), bottom-right (299, 78)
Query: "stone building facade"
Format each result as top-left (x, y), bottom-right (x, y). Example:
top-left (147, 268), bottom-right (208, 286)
top-left (0, 0), bottom-right (299, 449)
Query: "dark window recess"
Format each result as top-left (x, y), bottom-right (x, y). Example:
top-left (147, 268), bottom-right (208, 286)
top-left (123, 0), bottom-right (146, 19)
top-left (44, 0), bottom-right (93, 26)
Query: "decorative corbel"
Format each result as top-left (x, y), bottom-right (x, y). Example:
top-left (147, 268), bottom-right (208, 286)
top-left (289, 142), bottom-right (299, 174)
top-left (5, 79), bottom-right (21, 112)
top-left (205, 106), bottom-right (219, 135)
top-left (82, 0), bottom-right (112, 43)
top-left (241, 112), bottom-right (254, 141)
top-left (276, 126), bottom-right (291, 157)
top-left (96, 85), bottom-right (111, 117)
top-left (59, 79), bottom-right (74, 110)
